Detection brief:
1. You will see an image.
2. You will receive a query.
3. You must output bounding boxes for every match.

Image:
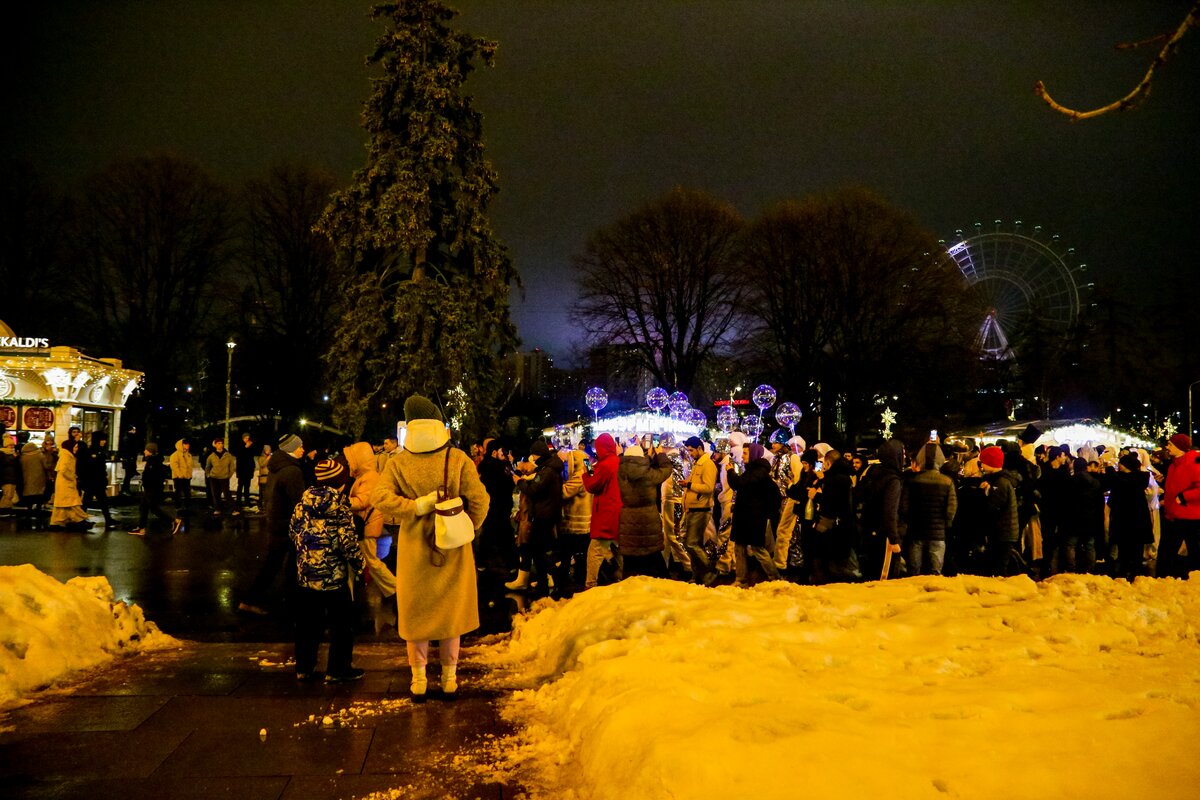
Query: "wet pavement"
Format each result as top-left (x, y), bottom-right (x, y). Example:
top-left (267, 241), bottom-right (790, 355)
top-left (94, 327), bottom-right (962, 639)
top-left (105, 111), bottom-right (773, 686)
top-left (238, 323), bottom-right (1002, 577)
top-left (0, 503), bottom-right (528, 799)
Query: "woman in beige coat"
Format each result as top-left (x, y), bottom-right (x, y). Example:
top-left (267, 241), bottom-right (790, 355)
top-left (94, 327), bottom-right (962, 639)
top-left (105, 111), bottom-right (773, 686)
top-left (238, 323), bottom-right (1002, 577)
top-left (50, 439), bottom-right (91, 530)
top-left (370, 395), bottom-right (489, 700)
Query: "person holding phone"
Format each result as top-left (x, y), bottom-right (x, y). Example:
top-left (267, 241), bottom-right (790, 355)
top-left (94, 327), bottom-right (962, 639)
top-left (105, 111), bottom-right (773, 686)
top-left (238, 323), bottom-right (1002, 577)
top-left (581, 433), bottom-right (622, 588)
top-left (681, 436), bottom-right (718, 586)
top-left (560, 449), bottom-right (593, 591)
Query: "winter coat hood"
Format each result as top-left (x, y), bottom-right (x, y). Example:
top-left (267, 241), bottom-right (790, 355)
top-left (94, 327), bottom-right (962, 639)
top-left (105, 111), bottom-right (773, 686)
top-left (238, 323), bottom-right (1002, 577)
top-left (174, 439), bottom-right (187, 452)
top-left (298, 484), bottom-right (346, 516)
top-left (877, 439), bottom-right (904, 473)
top-left (565, 449), bottom-right (587, 479)
top-left (595, 433), bottom-right (617, 461)
top-left (404, 419), bottom-right (450, 454)
top-left (343, 441), bottom-right (377, 477)
top-left (21, 442), bottom-right (39, 456)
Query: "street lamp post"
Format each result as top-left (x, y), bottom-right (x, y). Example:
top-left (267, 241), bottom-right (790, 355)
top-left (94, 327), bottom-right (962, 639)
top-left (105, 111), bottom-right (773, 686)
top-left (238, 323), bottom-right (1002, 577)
top-left (224, 340), bottom-right (236, 446)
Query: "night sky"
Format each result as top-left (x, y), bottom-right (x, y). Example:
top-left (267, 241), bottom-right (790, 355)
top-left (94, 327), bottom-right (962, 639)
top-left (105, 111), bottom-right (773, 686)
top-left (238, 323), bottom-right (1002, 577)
top-left (9, 1), bottom-right (1199, 364)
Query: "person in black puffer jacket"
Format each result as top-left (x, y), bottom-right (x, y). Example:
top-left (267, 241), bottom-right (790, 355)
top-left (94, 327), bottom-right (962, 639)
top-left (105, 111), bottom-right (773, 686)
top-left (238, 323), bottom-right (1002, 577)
top-left (1062, 457), bottom-right (1104, 574)
top-left (979, 446), bottom-right (1022, 576)
top-left (806, 449), bottom-right (860, 583)
top-left (901, 442), bottom-right (957, 576)
top-left (240, 433), bottom-right (308, 615)
top-left (1106, 454), bottom-right (1154, 581)
top-left (477, 439), bottom-right (517, 571)
top-left (78, 431), bottom-right (114, 526)
top-left (617, 444), bottom-right (673, 578)
top-left (727, 443), bottom-right (781, 586)
top-left (516, 440), bottom-right (565, 595)
top-left (858, 439), bottom-right (905, 581)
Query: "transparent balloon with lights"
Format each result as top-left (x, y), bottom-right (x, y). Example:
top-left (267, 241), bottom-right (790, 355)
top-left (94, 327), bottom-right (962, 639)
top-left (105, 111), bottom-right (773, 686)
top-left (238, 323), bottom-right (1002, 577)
top-left (687, 408), bottom-right (707, 430)
top-left (668, 391), bottom-right (690, 418)
top-left (752, 384), bottom-right (777, 413)
top-left (585, 387), bottom-right (608, 422)
top-left (742, 414), bottom-right (764, 441)
top-left (553, 425), bottom-right (572, 449)
top-left (646, 387), bottom-right (669, 414)
top-left (775, 401), bottom-right (802, 434)
top-left (716, 405), bottom-right (738, 433)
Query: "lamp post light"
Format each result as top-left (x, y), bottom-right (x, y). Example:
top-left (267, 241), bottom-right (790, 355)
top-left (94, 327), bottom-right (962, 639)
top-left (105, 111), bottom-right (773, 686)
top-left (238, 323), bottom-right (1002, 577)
top-left (224, 340), bottom-right (236, 446)
top-left (1189, 378), bottom-right (1200, 443)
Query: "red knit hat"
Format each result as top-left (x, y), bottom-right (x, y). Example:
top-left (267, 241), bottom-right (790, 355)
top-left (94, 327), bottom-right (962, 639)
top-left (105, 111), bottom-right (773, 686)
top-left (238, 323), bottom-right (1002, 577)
top-left (1169, 433), bottom-right (1192, 451)
top-left (979, 446), bottom-right (1005, 470)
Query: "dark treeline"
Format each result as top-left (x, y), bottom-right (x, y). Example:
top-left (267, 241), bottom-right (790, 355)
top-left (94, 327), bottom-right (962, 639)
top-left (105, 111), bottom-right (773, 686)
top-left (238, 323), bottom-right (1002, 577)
top-left (5, 153), bottom-right (1195, 453)
top-left (1, 154), bottom-right (349, 446)
top-left (572, 185), bottom-right (1200, 447)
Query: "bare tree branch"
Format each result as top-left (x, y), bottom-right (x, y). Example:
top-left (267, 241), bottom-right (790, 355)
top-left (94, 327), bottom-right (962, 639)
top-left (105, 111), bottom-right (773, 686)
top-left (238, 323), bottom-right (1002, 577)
top-left (1034, 1), bottom-right (1199, 121)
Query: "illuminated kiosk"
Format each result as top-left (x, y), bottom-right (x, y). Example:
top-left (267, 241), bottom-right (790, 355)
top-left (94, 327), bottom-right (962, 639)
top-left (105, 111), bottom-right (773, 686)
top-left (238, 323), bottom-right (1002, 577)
top-left (0, 319), bottom-right (142, 447)
top-left (948, 418), bottom-right (1157, 452)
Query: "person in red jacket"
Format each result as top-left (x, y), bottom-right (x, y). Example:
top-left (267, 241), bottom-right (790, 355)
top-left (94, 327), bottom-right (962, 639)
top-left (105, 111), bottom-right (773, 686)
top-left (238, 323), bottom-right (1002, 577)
top-left (581, 433), bottom-right (623, 588)
top-left (1159, 433), bottom-right (1200, 578)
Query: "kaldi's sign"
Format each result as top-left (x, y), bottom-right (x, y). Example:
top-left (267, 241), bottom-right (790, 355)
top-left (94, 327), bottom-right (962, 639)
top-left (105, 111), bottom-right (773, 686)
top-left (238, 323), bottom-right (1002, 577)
top-left (23, 407), bottom-right (54, 430)
top-left (712, 399), bottom-right (751, 407)
top-left (1, 336), bottom-right (50, 349)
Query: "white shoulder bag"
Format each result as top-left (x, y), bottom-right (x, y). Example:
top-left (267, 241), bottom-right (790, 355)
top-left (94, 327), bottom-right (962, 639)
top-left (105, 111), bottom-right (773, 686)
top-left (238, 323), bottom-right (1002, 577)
top-left (434, 448), bottom-right (475, 550)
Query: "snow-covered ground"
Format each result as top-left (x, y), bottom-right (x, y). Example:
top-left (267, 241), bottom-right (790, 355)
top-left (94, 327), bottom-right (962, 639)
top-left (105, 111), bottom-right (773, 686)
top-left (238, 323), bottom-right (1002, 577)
top-left (0, 564), bottom-right (176, 710)
top-left (477, 574), bottom-right (1200, 800)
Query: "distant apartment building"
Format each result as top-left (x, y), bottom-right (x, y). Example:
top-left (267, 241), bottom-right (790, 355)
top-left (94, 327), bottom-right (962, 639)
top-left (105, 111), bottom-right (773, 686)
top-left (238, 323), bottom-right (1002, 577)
top-left (507, 348), bottom-right (555, 401)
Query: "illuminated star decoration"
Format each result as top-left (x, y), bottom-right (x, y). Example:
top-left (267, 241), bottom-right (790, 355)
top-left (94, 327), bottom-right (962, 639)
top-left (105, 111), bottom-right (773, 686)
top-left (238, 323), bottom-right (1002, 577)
top-left (881, 407), bottom-right (897, 438)
top-left (1103, 416), bottom-right (1113, 426)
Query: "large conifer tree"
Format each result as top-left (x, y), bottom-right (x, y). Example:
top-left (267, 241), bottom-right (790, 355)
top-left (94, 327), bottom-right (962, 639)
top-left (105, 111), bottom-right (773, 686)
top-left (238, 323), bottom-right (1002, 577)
top-left (319, 1), bottom-right (518, 438)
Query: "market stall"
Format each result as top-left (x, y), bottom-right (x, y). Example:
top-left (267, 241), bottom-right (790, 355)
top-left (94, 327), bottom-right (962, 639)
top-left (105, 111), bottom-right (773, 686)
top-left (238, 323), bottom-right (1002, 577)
top-left (0, 319), bottom-right (142, 450)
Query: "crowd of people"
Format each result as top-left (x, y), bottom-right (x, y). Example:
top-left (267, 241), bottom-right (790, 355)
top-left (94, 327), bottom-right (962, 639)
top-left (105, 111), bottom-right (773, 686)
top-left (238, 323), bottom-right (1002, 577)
top-left (4, 409), bottom-right (1198, 700)
top-left (471, 423), bottom-right (1200, 594)
top-left (0, 427), bottom-right (124, 530)
top-left (0, 427), bottom-right (272, 534)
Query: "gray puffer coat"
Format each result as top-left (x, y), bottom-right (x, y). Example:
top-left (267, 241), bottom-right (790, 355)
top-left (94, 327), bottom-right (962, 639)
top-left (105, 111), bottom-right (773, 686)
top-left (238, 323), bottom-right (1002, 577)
top-left (617, 453), bottom-right (673, 556)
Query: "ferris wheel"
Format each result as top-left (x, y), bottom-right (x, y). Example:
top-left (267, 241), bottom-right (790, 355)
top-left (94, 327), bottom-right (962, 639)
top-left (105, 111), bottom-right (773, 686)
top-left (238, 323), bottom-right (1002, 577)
top-left (944, 220), bottom-right (1089, 359)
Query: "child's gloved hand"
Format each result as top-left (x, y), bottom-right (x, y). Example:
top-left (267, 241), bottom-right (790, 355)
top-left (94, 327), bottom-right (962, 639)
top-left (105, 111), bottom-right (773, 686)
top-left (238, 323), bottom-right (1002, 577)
top-left (414, 491), bottom-right (439, 517)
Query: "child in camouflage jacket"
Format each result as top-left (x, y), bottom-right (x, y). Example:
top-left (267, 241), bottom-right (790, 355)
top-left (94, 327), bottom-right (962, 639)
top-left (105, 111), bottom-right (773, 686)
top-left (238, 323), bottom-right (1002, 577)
top-left (288, 458), bottom-right (365, 681)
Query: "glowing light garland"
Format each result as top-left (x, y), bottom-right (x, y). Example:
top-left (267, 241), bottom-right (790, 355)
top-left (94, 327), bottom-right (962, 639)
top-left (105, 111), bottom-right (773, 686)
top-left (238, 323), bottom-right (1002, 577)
top-left (965, 421), bottom-right (1157, 451)
top-left (594, 411), bottom-right (705, 438)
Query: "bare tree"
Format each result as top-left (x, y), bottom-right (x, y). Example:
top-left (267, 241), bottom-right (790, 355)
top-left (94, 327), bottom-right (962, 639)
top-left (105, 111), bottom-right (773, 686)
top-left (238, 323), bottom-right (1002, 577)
top-left (575, 187), bottom-right (745, 394)
top-left (73, 154), bottom-right (236, 431)
top-left (1035, 1), bottom-right (1198, 120)
top-left (240, 163), bottom-right (345, 417)
top-left (745, 187), bottom-right (982, 442)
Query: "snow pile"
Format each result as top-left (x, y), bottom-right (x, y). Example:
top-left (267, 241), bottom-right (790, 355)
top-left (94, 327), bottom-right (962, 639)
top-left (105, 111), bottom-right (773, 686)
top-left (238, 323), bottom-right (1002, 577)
top-left (478, 574), bottom-right (1200, 800)
top-left (0, 563), bottom-right (177, 709)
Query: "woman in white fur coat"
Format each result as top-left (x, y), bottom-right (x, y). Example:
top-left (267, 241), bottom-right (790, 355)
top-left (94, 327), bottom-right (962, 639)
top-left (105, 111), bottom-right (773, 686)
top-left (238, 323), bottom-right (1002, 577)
top-left (370, 395), bottom-right (490, 700)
